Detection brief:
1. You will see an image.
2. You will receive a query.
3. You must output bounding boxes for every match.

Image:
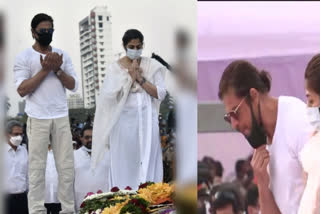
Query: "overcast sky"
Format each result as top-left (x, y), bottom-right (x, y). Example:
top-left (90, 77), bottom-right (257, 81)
top-left (198, 1), bottom-right (320, 36)
top-left (3, 0), bottom-right (196, 116)
top-left (198, 2), bottom-right (320, 60)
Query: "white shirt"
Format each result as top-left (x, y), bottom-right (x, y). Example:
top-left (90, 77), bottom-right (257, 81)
top-left (74, 147), bottom-right (109, 213)
top-left (14, 47), bottom-right (79, 119)
top-left (4, 143), bottom-right (28, 194)
top-left (45, 150), bottom-right (59, 204)
top-left (267, 96), bottom-right (313, 214)
top-left (298, 131), bottom-right (320, 214)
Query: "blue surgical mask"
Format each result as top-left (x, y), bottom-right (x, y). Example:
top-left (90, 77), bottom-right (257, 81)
top-left (126, 48), bottom-right (142, 60)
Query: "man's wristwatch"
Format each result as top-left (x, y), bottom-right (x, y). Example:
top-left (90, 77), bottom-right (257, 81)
top-left (55, 69), bottom-right (62, 77)
top-left (138, 77), bottom-right (146, 85)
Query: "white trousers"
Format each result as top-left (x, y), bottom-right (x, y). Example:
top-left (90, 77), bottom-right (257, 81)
top-left (27, 116), bottom-right (75, 214)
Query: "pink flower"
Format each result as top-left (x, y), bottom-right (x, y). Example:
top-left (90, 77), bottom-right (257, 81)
top-left (85, 192), bottom-right (94, 198)
top-left (97, 190), bottom-right (103, 194)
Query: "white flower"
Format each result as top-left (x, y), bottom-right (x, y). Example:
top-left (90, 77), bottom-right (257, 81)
top-left (83, 190), bottom-right (137, 202)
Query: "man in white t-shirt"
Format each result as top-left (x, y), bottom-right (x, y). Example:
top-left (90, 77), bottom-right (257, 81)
top-left (13, 13), bottom-right (78, 214)
top-left (218, 60), bottom-right (312, 214)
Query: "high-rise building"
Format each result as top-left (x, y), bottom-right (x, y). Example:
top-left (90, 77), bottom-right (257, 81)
top-left (79, 6), bottom-right (112, 108)
top-left (67, 94), bottom-right (84, 109)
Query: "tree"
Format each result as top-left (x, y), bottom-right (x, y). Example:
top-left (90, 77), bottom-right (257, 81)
top-left (68, 107), bottom-right (96, 124)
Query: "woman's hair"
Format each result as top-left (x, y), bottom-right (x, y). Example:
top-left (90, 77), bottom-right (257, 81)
top-left (122, 29), bottom-right (144, 47)
top-left (218, 60), bottom-right (271, 100)
top-left (305, 54), bottom-right (320, 95)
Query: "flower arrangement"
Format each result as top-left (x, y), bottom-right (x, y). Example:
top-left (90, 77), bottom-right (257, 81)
top-left (138, 182), bottom-right (174, 205)
top-left (80, 189), bottom-right (137, 214)
top-left (80, 182), bottom-right (175, 214)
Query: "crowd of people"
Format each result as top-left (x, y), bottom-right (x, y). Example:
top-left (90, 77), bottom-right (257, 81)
top-left (198, 156), bottom-right (259, 214)
top-left (5, 112), bottom-right (175, 213)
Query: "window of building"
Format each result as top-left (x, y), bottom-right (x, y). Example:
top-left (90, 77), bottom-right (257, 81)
top-left (99, 23), bottom-right (103, 28)
top-left (98, 15), bottom-right (102, 21)
top-left (100, 42), bottom-right (104, 46)
top-left (99, 29), bottom-right (103, 33)
top-left (106, 16), bottom-right (109, 21)
top-left (99, 35), bottom-right (103, 39)
top-left (101, 55), bottom-right (104, 58)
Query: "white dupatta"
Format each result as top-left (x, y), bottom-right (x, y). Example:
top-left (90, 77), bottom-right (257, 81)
top-left (91, 57), bottom-right (166, 174)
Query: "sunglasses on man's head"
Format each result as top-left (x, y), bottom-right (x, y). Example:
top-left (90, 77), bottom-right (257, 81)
top-left (38, 28), bottom-right (54, 34)
top-left (224, 96), bottom-right (247, 123)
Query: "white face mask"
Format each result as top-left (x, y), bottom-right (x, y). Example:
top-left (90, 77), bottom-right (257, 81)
top-left (10, 135), bottom-right (23, 146)
top-left (306, 107), bottom-right (320, 130)
top-left (126, 48), bottom-right (142, 60)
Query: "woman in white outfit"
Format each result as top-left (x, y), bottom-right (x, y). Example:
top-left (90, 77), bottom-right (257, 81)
top-left (298, 53), bottom-right (320, 214)
top-left (91, 29), bottom-right (167, 190)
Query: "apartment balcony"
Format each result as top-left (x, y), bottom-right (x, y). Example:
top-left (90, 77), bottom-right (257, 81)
top-left (80, 29), bottom-right (90, 36)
